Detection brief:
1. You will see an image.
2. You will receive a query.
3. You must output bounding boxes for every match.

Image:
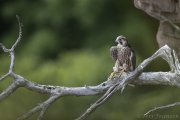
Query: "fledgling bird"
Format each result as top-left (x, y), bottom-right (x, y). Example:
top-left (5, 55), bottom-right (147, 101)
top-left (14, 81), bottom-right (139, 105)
top-left (109, 35), bottom-right (136, 78)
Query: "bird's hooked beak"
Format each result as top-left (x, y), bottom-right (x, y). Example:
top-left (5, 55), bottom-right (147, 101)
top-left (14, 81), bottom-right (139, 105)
top-left (115, 35), bottom-right (126, 45)
top-left (115, 39), bottom-right (118, 43)
top-left (115, 37), bottom-right (120, 44)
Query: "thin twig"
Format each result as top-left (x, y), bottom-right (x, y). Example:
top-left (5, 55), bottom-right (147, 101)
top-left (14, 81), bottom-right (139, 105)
top-left (0, 80), bottom-right (20, 101)
top-left (17, 104), bottom-right (41, 120)
top-left (0, 73), bottom-right (10, 81)
top-left (0, 43), bottom-right (9, 52)
top-left (76, 84), bottom-right (119, 120)
top-left (37, 95), bottom-right (61, 120)
top-left (17, 95), bottom-right (61, 120)
top-left (144, 102), bottom-right (180, 116)
top-left (11, 15), bottom-right (22, 51)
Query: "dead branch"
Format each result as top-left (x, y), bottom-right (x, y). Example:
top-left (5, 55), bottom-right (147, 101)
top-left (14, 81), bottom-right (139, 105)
top-left (0, 16), bottom-right (180, 120)
top-left (144, 102), bottom-right (180, 116)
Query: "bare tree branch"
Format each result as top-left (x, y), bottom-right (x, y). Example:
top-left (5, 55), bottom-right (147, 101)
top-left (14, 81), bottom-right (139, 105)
top-left (75, 85), bottom-right (119, 120)
top-left (0, 43), bottom-right (9, 52)
top-left (0, 15), bottom-right (22, 82)
top-left (0, 80), bottom-right (20, 101)
top-left (17, 95), bottom-right (61, 120)
top-left (75, 45), bottom-right (180, 120)
top-left (0, 16), bottom-right (180, 120)
top-left (11, 15), bottom-right (22, 51)
top-left (0, 73), bottom-right (10, 81)
top-left (144, 102), bottom-right (180, 116)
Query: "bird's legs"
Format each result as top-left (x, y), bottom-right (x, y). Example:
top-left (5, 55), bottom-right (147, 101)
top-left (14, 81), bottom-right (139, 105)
top-left (109, 63), bottom-right (129, 80)
top-left (117, 63), bottom-right (130, 77)
top-left (108, 61), bottom-right (120, 79)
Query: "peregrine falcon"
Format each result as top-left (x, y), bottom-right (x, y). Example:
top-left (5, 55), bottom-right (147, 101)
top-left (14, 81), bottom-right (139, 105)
top-left (110, 35), bottom-right (136, 76)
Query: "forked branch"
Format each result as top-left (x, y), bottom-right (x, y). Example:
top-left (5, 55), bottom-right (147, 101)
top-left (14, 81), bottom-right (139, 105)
top-left (0, 17), bottom-right (180, 120)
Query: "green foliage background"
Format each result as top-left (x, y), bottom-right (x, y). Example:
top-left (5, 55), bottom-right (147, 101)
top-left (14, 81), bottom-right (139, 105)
top-left (0, 0), bottom-right (179, 120)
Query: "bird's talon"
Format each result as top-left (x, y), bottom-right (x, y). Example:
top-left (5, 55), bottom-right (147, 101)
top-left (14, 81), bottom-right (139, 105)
top-left (109, 72), bottom-right (118, 80)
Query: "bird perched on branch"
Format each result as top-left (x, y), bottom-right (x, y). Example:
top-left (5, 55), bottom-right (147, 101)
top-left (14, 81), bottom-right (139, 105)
top-left (109, 35), bottom-right (136, 79)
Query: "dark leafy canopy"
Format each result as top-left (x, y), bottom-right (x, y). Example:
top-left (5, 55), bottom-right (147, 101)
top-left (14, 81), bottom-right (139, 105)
top-left (0, 0), bottom-right (177, 120)
top-left (0, 0), bottom-right (158, 58)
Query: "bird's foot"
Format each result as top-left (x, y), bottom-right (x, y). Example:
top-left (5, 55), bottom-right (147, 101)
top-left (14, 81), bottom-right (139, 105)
top-left (109, 71), bottom-right (125, 80)
top-left (117, 68), bottom-right (127, 78)
top-left (108, 72), bottom-right (115, 80)
top-left (117, 72), bottom-right (124, 78)
top-left (109, 72), bottom-right (118, 80)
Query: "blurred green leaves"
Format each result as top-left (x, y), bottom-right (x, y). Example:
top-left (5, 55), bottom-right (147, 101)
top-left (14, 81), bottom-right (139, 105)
top-left (15, 49), bottom-right (112, 85)
top-left (21, 29), bottom-right (59, 59)
top-left (1, 0), bottom-right (158, 57)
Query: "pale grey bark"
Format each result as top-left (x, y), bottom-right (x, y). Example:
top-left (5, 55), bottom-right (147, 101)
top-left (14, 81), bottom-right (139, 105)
top-left (144, 102), bottom-right (180, 116)
top-left (133, 1), bottom-right (180, 116)
top-left (0, 16), bottom-right (180, 120)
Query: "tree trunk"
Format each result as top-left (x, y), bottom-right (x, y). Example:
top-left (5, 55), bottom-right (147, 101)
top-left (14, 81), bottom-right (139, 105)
top-left (134, 0), bottom-right (180, 59)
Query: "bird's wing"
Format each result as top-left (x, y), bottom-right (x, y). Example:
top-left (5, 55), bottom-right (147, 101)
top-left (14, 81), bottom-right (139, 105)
top-left (129, 49), bottom-right (136, 71)
top-left (110, 46), bottom-right (118, 61)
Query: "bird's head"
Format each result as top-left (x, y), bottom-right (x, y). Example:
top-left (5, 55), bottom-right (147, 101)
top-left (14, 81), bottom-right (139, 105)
top-left (115, 35), bottom-right (128, 46)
